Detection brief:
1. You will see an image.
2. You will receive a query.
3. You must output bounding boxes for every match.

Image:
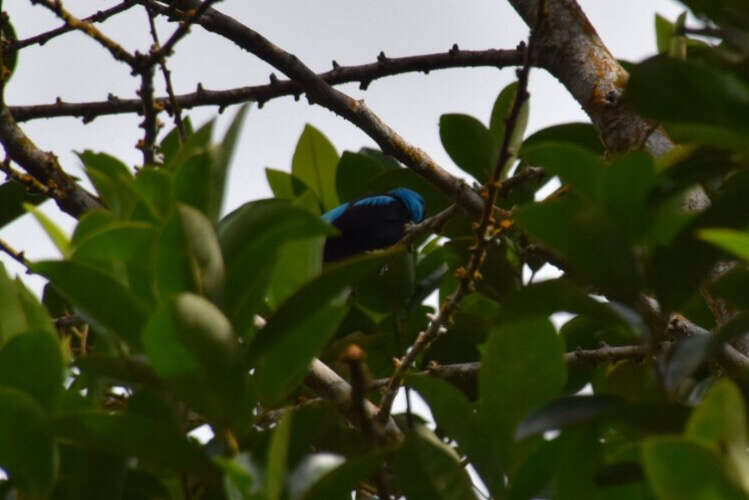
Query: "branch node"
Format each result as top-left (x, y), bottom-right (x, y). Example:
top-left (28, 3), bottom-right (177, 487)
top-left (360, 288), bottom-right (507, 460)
top-left (449, 43), bottom-right (459, 54)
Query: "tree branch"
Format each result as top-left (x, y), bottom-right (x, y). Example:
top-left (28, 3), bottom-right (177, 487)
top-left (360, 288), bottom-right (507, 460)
top-left (506, 0), bottom-right (674, 155)
top-left (9, 47), bottom-right (522, 123)
top-left (145, 0), bottom-right (493, 216)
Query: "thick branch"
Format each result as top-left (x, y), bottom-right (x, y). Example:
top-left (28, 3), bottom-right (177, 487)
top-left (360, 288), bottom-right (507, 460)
top-left (9, 48), bottom-right (522, 123)
top-left (305, 358), bottom-right (403, 442)
top-left (0, 106), bottom-right (100, 217)
top-left (507, 0), bottom-right (673, 155)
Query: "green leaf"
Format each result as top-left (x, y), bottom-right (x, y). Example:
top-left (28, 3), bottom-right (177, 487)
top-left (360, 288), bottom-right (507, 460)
top-left (292, 125), bottom-right (340, 211)
top-left (24, 202), bottom-right (71, 258)
top-left (510, 438), bottom-right (563, 500)
top-left (266, 168), bottom-right (313, 200)
top-left (300, 451), bottom-right (385, 500)
top-left (133, 167), bottom-right (173, 221)
top-left (394, 427), bottom-right (477, 500)
top-left (266, 411), bottom-right (293, 500)
top-left (624, 55), bottom-right (749, 134)
top-left (408, 375), bottom-right (499, 493)
top-left (72, 221), bottom-right (156, 263)
top-left (0, 181), bottom-right (45, 229)
top-left (54, 410), bottom-right (212, 474)
top-left (335, 151), bottom-right (390, 202)
top-left (699, 228), bottom-right (749, 261)
top-left (218, 199), bottom-right (334, 335)
top-left (156, 204), bottom-right (225, 301)
top-left (210, 104), bottom-right (250, 220)
top-left (686, 378), bottom-right (749, 491)
top-left (215, 452), bottom-right (264, 500)
top-left (490, 81), bottom-right (529, 175)
top-left (32, 260), bottom-right (148, 346)
top-left (0, 263), bottom-right (55, 346)
top-left (440, 113), bottom-right (497, 183)
top-left (520, 143), bottom-right (603, 199)
top-left (78, 151), bottom-right (137, 218)
top-left (0, 18), bottom-right (18, 81)
top-left (521, 122), bottom-right (604, 155)
top-left (159, 116), bottom-right (194, 163)
top-left (165, 119), bottom-right (214, 171)
top-left (515, 196), bottom-right (641, 300)
top-left (267, 235), bottom-right (325, 310)
top-left (678, 0), bottom-right (749, 30)
top-left (601, 151), bottom-right (656, 240)
top-left (252, 250), bottom-right (401, 404)
top-left (143, 293), bottom-right (249, 424)
top-left (480, 317), bottom-right (566, 464)
top-left (0, 387), bottom-right (56, 498)
top-left (515, 395), bottom-right (621, 440)
top-left (655, 14), bottom-right (676, 53)
top-left (642, 438), bottom-right (747, 500)
top-left (0, 331), bottom-right (63, 411)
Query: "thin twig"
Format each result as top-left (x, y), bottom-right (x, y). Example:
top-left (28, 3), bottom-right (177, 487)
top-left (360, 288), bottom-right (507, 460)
top-left (376, 0), bottom-right (547, 423)
top-left (10, 47), bottom-right (523, 123)
top-left (143, 3), bottom-right (186, 141)
top-left (136, 59), bottom-right (158, 166)
top-left (399, 203), bottom-right (460, 248)
top-left (148, 0), bottom-right (222, 63)
top-left (0, 236), bottom-right (29, 269)
top-left (30, 0), bottom-right (136, 68)
top-left (13, 1), bottom-right (137, 50)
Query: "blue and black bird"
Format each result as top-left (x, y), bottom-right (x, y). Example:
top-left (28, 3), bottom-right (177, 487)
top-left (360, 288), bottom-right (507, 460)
top-left (322, 187), bottom-right (426, 262)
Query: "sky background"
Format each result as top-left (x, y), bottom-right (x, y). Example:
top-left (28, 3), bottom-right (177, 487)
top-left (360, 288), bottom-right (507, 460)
top-left (3, 0), bottom-right (686, 294)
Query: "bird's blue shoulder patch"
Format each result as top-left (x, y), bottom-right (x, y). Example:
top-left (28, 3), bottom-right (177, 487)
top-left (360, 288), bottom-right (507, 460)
top-left (352, 195), bottom-right (398, 208)
top-left (388, 188), bottom-right (425, 222)
top-left (321, 201), bottom-right (350, 223)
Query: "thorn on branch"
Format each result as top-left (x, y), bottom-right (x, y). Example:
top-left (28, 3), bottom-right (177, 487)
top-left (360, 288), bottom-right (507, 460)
top-left (359, 79), bottom-right (371, 90)
top-left (269, 72), bottom-right (278, 85)
top-left (449, 43), bottom-right (459, 55)
top-left (331, 59), bottom-right (340, 69)
top-left (377, 50), bottom-right (387, 63)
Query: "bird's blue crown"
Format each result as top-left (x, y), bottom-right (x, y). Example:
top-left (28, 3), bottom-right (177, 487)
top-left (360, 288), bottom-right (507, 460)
top-left (388, 188), bottom-right (425, 223)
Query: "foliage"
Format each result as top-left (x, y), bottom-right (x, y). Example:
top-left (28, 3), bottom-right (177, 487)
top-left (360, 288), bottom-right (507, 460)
top-left (1, 1), bottom-right (749, 499)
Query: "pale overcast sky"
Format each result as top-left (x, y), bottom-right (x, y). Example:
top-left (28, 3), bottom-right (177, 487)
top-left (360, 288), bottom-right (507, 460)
top-left (3, 1), bottom-right (685, 293)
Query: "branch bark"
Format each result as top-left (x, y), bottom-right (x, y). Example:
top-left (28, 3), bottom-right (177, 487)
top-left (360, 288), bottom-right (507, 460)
top-left (506, 0), bottom-right (674, 155)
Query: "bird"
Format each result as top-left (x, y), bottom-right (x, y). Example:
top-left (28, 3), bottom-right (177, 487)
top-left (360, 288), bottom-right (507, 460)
top-left (322, 187), bottom-right (426, 262)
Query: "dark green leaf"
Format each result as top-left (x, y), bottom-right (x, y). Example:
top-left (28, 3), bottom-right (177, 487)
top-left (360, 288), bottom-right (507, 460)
top-left (159, 116), bottom-right (194, 163)
top-left (408, 375), bottom-right (499, 492)
top-left (252, 250), bottom-right (402, 404)
top-left (54, 410), bottom-right (212, 474)
top-left (156, 204), bottom-right (225, 301)
top-left (301, 450), bottom-right (385, 500)
top-left (522, 122), bottom-right (604, 155)
top-left (78, 151), bottom-right (137, 218)
top-left (292, 125), bottom-right (340, 211)
top-left (515, 196), bottom-right (641, 300)
top-left (133, 167), bottom-right (173, 221)
top-left (664, 334), bottom-right (712, 392)
top-left (218, 199), bottom-right (334, 335)
top-left (625, 55), bottom-right (749, 134)
top-left (32, 260), bottom-right (148, 346)
top-left (143, 293), bottom-right (249, 424)
top-left (0, 388), bottom-right (56, 498)
top-left (480, 317), bottom-right (566, 463)
top-left (165, 119), bottom-right (214, 171)
top-left (335, 151), bottom-right (390, 202)
top-left (678, 0), bottom-right (749, 30)
top-left (515, 395), bottom-right (621, 440)
top-left (0, 181), bottom-right (44, 229)
top-left (520, 143), bottom-right (603, 199)
top-left (601, 151), bottom-right (656, 240)
top-left (440, 113), bottom-right (497, 183)
top-left (266, 412), bottom-right (293, 500)
top-left (394, 428), bottom-right (477, 500)
top-left (72, 221), bottom-right (156, 263)
top-left (0, 331), bottom-right (63, 411)
top-left (642, 438), bottom-right (747, 500)
top-left (510, 438), bottom-right (563, 500)
top-left (0, 263), bottom-right (55, 346)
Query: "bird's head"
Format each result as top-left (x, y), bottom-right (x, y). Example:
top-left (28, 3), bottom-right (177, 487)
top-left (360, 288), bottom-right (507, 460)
top-left (388, 187), bottom-right (425, 223)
